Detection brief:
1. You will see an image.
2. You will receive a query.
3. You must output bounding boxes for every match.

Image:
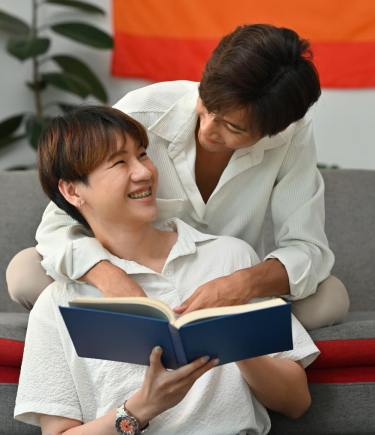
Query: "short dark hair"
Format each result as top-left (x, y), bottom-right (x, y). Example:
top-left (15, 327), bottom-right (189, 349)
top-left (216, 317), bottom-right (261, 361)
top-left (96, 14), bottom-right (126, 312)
top-left (38, 106), bottom-right (148, 228)
top-left (199, 24), bottom-right (321, 137)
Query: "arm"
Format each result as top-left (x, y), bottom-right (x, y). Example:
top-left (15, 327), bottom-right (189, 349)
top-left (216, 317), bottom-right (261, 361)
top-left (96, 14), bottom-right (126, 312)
top-left (236, 357), bottom-right (310, 419)
top-left (264, 118), bottom-right (335, 300)
top-left (40, 347), bottom-right (218, 435)
top-left (175, 119), bottom-right (334, 315)
top-left (36, 202), bottom-right (146, 297)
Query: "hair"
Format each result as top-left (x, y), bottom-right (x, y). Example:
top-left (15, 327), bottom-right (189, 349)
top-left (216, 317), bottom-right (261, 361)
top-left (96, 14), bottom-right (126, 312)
top-left (199, 24), bottom-right (321, 137)
top-left (38, 105), bottom-right (149, 228)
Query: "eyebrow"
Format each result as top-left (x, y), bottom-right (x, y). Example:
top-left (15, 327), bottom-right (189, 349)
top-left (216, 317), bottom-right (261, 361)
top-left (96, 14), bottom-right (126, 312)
top-left (107, 143), bottom-right (143, 162)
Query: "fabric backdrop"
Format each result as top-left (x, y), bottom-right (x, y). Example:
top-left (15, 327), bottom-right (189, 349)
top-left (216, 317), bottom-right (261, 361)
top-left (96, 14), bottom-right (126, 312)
top-left (111, 0), bottom-right (375, 88)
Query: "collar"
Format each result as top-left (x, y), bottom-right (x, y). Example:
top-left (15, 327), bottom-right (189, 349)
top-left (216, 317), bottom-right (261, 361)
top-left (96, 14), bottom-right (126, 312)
top-left (107, 218), bottom-right (217, 275)
top-left (148, 85), bottom-right (200, 159)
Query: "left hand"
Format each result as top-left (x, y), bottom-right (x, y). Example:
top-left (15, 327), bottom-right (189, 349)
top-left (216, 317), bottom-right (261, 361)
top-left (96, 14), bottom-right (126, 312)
top-left (173, 269), bottom-right (251, 316)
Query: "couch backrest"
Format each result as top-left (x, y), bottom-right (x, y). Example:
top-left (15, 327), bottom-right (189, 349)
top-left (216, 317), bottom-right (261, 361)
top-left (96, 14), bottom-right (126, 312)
top-left (0, 171), bottom-right (49, 313)
top-left (1, 169), bottom-right (374, 312)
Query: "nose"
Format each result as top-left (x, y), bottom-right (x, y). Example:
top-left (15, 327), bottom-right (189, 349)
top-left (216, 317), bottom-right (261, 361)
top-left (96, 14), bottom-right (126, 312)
top-left (130, 159), bottom-right (152, 183)
top-left (200, 113), bottom-right (219, 138)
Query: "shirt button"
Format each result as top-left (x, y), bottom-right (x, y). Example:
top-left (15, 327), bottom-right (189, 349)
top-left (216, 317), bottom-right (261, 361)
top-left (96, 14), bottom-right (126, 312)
top-left (165, 270), bottom-right (172, 277)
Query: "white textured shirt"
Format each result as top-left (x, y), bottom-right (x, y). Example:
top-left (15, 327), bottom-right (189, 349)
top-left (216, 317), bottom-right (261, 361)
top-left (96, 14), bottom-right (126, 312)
top-left (36, 80), bottom-right (334, 300)
top-left (16, 219), bottom-right (319, 435)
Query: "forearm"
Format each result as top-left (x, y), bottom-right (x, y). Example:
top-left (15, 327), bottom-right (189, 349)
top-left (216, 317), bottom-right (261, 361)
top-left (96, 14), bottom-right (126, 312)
top-left (236, 356), bottom-right (310, 419)
top-left (41, 392), bottom-right (154, 435)
top-left (235, 258), bottom-right (290, 300)
top-left (80, 260), bottom-right (147, 298)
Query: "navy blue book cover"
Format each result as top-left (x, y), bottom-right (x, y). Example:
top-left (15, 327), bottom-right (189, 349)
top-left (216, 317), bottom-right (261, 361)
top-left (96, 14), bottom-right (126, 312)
top-left (59, 303), bottom-right (293, 369)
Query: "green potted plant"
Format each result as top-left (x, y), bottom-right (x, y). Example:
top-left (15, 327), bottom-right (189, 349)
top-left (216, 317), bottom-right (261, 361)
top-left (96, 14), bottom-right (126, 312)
top-left (0, 0), bottom-right (113, 152)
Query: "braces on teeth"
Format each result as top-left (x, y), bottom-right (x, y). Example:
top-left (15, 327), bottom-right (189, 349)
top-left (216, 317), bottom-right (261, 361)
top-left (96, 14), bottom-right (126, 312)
top-left (129, 189), bottom-right (151, 199)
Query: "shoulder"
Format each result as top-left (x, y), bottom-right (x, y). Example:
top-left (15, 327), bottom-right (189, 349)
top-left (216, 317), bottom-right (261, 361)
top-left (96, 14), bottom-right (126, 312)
top-left (198, 235), bottom-right (260, 269)
top-left (31, 281), bottom-right (95, 323)
top-left (282, 115), bottom-right (313, 145)
top-left (113, 81), bottom-right (199, 115)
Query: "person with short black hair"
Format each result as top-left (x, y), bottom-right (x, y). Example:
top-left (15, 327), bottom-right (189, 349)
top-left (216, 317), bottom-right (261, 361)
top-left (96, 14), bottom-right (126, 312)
top-left (7, 23), bottom-right (349, 330)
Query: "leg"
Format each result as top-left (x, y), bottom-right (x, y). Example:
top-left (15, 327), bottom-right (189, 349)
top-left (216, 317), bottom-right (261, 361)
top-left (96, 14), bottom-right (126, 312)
top-left (291, 275), bottom-right (350, 331)
top-left (6, 247), bottom-right (54, 310)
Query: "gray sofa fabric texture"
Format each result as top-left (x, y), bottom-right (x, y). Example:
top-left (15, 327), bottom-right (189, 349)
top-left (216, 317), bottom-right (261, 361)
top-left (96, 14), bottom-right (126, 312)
top-left (0, 169), bottom-right (374, 435)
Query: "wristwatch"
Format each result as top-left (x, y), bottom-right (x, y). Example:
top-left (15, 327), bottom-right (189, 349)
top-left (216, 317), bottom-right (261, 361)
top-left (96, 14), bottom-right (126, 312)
top-left (115, 401), bottom-right (149, 435)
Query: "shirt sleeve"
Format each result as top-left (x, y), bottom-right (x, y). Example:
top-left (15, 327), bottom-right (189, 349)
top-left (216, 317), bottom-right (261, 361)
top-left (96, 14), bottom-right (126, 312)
top-left (268, 314), bottom-right (320, 369)
top-left (264, 118), bottom-right (335, 300)
top-left (14, 290), bottom-right (82, 426)
top-left (36, 201), bottom-right (110, 283)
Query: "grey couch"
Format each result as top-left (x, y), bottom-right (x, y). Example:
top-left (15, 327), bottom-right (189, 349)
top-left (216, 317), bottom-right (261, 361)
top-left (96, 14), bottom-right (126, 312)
top-left (0, 170), bottom-right (374, 435)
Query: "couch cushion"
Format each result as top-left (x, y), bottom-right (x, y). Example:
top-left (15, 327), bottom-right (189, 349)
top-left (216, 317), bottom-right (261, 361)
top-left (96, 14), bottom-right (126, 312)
top-left (0, 313), bottom-right (29, 383)
top-left (0, 383), bottom-right (40, 435)
top-left (269, 382), bottom-right (375, 435)
top-left (0, 313), bottom-right (29, 342)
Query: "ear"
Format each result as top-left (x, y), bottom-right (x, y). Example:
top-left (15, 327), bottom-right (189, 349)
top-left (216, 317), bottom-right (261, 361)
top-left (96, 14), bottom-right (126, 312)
top-left (58, 180), bottom-right (84, 208)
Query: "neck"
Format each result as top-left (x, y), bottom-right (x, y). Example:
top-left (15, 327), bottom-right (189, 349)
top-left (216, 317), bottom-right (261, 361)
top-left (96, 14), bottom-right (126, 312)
top-left (91, 220), bottom-right (172, 266)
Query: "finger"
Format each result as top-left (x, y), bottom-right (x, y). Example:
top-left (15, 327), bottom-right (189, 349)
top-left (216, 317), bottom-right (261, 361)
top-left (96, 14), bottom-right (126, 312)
top-left (188, 357), bottom-right (220, 383)
top-left (149, 346), bottom-right (165, 373)
top-left (179, 298), bottom-right (204, 316)
top-left (173, 355), bottom-right (212, 380)
top-left (173, 287), bottom-right (203, 313)
top-left (172, 305), bottom-right (186, 314)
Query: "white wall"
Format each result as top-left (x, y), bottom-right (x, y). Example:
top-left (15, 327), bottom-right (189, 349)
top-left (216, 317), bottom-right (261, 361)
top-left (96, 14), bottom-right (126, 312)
top-left (1, 0), bottom-right (374, 170)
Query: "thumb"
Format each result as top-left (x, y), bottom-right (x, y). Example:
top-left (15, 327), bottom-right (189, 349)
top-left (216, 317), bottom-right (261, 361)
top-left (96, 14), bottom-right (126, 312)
top-left (149, 346), bottom-right (164, 372)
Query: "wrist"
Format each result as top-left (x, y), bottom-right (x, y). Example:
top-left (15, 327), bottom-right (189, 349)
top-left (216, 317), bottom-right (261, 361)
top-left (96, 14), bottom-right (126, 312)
top-left (125, 390), bottom-right (157, 430)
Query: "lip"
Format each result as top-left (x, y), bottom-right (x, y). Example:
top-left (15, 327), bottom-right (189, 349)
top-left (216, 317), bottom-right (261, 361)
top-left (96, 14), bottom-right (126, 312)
top-left (204, 136), bottom-right (220, 144)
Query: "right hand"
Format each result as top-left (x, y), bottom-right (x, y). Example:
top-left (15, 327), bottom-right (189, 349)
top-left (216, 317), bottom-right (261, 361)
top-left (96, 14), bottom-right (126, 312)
top-left (80, 260), bottom-right (147, 297)
top-left (126, 347), bottom-right (219, 428)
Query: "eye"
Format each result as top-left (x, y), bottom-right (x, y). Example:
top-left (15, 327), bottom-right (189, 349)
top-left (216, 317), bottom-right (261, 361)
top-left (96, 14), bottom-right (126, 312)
top-left (113, 160), bottom-right (125, 166)
top-left (138, 151), bottom-right (148, 159)
top-left (224, 122), bottom-right (241, 135)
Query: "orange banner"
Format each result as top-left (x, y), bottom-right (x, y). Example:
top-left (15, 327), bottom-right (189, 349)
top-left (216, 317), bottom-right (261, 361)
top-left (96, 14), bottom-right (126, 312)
top-left (112, 0), bottom-right (375, 88)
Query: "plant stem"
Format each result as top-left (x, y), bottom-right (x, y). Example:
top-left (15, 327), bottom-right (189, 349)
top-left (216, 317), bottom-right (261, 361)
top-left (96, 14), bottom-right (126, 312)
top-left (32, 0), bottom-right (42, 118)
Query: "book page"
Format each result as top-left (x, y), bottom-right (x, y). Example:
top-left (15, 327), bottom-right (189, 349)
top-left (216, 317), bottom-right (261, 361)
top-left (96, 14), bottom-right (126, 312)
top-left (69, 297), bottom-right (175, 323)
top-left (173, 298), bottom-right (286, 329)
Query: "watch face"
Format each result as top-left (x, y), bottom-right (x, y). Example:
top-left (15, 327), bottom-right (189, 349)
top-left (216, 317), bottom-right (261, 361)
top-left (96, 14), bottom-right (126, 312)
top-left (116, 416), bottom-right (136, 435)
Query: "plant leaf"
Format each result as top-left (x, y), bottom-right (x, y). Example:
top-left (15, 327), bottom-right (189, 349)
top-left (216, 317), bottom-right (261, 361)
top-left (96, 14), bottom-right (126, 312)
top-left (0, 11), bottom-right (30, 34)
top-left (0, 134), bottom-right (26, 150)
top-left (44, 0), bottom-right (105, 14)
top-left (51, 22), bottom-right (113, 49)
top-left (52, 55), bottom-right (107, 102)
top-left (26, 116), bottom-right (51, 150)
top-left (42, 72), bottom-right (91, 98)
top-left (26, 80), bottom-right (48, 91)
top-left (7, 37), bottom-right (50, 61)
top-left (0, 114), bottom-right (24, 140)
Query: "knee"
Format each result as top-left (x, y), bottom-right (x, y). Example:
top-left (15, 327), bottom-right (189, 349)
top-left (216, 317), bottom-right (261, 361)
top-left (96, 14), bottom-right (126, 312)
top-left (317, 275), bottom-right (350, 325)
top-left (6, 248), bottom-right (53, 310)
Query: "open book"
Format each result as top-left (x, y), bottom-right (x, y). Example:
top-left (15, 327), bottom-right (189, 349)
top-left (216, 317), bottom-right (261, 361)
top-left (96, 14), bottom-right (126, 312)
top-left (60, 297), bottom-right (293, 369)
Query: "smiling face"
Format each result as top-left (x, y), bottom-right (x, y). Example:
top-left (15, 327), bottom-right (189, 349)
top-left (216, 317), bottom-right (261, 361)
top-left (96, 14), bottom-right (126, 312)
top-left (195, 97), bottom-right (262, 153)
top-left (76, 133), bottom-right (159, 231)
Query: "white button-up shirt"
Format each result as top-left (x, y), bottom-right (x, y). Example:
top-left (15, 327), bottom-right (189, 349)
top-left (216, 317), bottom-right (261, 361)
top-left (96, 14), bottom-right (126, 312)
top-left (17, 219), bottom-right (319, 435)
top-left (36, 81), bottom-right (334, 300)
